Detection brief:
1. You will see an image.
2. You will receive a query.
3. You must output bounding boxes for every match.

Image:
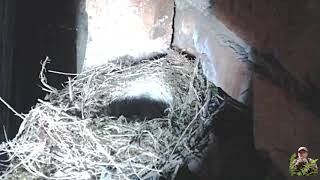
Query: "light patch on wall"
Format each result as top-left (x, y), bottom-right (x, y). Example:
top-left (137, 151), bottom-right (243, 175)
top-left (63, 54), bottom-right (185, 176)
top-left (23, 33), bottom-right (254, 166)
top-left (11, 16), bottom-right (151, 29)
top-left (111, 75), bottom-right (173, 104)
top-left (175, 0), bottom-right (211, 14)
top-left (83, 0), bottom-right (173, 70)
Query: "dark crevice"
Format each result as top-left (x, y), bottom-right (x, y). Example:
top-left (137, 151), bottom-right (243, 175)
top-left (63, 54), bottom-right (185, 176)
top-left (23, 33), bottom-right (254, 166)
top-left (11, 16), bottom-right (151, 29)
top-left (174, 88), bottom-right (285, 180)
top-left (7, 0), bottom-right (78, 140)
top-left (0, 0), bottom-right (16, 144)
top-left (170, 0), bottom-right (176, 49)
top-left (209, 89), bottom-right (285, 180)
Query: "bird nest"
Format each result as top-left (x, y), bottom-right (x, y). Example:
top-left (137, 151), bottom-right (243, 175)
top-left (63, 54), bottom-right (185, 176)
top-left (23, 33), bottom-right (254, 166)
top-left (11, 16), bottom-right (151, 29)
top-left (0, 50), bottom-right (222, 179)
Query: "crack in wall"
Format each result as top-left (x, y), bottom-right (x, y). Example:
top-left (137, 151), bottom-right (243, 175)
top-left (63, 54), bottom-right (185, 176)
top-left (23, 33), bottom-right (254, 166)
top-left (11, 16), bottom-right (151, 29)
top-left (217, 35), bottom-right (320, 118)
top-left (170, 0), bottom-right (176, 49)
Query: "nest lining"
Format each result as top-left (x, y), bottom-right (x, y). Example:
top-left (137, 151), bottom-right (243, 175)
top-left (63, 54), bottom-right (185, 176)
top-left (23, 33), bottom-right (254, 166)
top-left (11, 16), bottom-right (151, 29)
top-left (0, 50), bottom-right (221, 180)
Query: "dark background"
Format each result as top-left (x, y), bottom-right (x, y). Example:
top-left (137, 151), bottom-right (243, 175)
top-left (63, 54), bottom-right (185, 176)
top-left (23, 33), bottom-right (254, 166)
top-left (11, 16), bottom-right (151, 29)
top-left (0, 0), bottom-right (79, 140)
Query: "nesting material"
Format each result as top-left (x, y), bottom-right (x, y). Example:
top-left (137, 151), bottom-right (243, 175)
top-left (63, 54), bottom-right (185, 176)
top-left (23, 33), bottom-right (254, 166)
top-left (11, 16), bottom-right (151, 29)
top-left (0, 50), bottom-right (221, 179)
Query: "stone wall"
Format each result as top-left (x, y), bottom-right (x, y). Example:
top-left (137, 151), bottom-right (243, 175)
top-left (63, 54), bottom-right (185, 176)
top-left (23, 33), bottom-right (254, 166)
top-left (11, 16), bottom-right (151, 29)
top-left (173, 0), bottom-right (251, 103)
